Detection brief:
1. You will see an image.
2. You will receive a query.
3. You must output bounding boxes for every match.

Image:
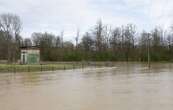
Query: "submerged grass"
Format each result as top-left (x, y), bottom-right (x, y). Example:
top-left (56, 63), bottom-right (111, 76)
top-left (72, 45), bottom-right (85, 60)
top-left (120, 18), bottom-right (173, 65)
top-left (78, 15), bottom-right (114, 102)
top-left (0, 63), bottom-right (83, 73)
top-left (0, 61), bottom-right (116, 73)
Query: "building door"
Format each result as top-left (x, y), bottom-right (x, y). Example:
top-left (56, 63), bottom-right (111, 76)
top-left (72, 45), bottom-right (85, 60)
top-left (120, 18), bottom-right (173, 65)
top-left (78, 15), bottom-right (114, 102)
top-left (21, 52), bottom-right (27, 64)
top-left (22, 54), bottom-right (25, 64)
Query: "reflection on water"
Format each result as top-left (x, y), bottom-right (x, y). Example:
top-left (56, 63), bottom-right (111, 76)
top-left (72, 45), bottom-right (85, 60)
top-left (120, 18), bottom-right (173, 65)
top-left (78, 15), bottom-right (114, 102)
top-left (0, 63), bottom-right (173, 110)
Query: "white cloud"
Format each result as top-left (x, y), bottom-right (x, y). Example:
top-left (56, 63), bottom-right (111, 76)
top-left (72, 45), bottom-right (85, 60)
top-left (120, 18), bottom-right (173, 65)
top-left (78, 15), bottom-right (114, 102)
top-left (0, 0), bottom-right (173, 40)
top-left (149, 0), bottom-right (173, 29)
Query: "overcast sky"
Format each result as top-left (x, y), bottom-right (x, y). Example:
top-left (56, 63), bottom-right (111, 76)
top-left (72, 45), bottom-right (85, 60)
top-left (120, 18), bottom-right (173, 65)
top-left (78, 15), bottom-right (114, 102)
top-left (0, 0), bottom-right (172, 41)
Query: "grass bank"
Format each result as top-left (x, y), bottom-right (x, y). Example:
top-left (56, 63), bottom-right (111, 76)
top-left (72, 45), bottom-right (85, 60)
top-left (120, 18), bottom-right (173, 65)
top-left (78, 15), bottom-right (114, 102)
top-left (0, 61), bottom-right (117, 73)
top-left (0, 63), bottom-right (84, 73)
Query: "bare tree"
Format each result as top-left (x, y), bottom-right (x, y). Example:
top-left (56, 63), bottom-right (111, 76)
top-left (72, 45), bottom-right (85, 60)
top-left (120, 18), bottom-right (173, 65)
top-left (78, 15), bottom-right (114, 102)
top-left (0, 13), bottom-right (22, 62)
top-left (94, 20), bottom-right (104, 52)
top-left (32, 32), bottom-right (42, 46)
top-left (110, 27), bottom-right (121, 52)
top-left (122, 24), bottom-right (136, 61)
top-left (82, 32), bottom-right (94, 52)
top-left (23, 38), bottom-right (32, 47)
top-left (60, 31), bottom-right (64, 48)
top-left (75, 29), bottom-right (80, 49)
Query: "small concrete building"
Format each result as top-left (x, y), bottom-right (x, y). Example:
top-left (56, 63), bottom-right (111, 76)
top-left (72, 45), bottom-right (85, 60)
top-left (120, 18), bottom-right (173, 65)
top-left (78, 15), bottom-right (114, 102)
top-left (20, 46), bottom-right (40, 64)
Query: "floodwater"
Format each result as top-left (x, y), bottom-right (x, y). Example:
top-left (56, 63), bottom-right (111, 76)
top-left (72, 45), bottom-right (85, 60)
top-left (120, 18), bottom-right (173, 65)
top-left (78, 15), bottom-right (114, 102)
top-left (0, 62), bottom-right (173, 110)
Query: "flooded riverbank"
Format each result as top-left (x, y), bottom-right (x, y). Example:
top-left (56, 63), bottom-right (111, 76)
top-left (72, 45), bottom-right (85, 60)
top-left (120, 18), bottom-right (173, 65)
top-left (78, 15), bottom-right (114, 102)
top-left (0, 62), bottom-right (173, 110)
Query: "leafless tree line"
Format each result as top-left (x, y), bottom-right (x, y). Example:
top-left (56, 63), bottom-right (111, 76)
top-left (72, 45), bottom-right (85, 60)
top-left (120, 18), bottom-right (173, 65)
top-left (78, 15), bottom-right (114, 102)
top-left (1, 13), bottom-right (173, 62)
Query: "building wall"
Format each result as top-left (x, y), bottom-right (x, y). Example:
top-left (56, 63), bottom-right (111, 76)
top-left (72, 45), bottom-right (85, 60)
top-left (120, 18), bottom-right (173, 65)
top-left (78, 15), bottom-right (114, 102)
top-left (21, 49), bottom-right (40, 64)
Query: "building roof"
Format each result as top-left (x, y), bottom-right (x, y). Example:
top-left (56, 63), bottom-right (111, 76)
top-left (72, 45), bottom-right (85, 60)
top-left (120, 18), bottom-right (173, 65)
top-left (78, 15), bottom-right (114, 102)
top-left (20, 46), bottom-right (40, 50)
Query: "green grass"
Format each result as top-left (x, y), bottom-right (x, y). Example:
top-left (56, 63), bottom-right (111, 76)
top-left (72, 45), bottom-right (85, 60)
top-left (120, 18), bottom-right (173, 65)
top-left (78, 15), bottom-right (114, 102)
top-left (0, 63), bottom-right (83, 73)
top-left (0, 61), bottom-right (116, 73)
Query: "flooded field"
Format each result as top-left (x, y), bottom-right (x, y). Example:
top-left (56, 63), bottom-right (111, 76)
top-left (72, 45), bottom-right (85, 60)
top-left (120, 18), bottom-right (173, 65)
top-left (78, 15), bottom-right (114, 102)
top-left (0, 62), bottom-right (173, 110)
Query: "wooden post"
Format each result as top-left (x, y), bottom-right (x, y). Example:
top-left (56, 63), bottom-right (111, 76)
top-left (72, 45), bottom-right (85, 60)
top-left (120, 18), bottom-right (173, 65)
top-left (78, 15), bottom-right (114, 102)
top-left (41, 64), bottom-right (43, 72)
top-left (7, 66), bottom-right (9, 72)
top-left (73, 63), bottom-right (75, 69)
top-left (14, 65), bottom-right (16, 73)
top-left (82, 62), bottom-right (84, 69)
top-left (52, 66), bottom-right (54, 71)
top-left (147, 33), bottom-right (151, 69)
top-left (28, 66), bottom-right (30, 72)
top-left (64, 65), bottom-right (66, 70)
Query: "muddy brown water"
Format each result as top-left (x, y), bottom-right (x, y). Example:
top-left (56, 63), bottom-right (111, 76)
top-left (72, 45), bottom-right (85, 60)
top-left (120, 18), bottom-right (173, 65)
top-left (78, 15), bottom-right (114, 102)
top-left (0, 62), bottom-right (173, 110)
